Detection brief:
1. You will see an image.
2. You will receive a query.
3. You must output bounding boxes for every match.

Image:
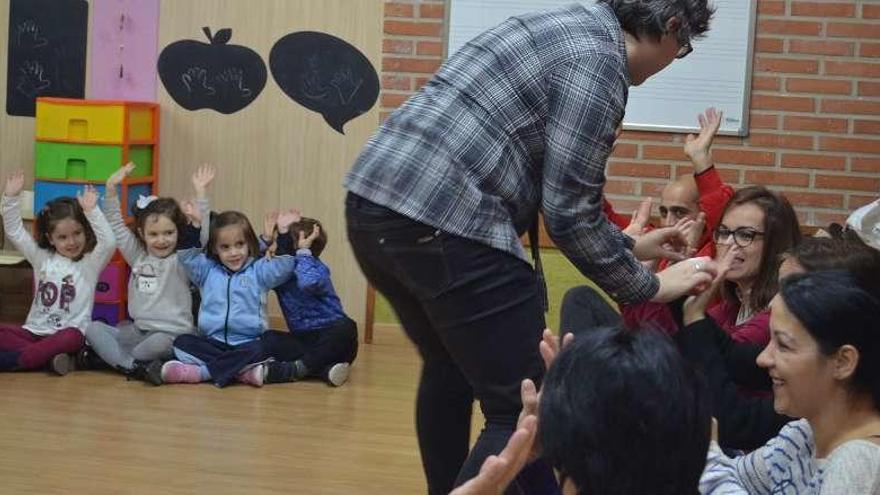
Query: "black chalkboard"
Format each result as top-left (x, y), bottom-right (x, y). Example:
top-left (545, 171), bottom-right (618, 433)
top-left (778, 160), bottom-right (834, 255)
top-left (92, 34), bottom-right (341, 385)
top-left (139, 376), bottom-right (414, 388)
top-left (157, 27), bottom-right (267, 115)
top-left (270, 32), bottom-right (379, 134)
top-left (6, 0), bottom-right (88, 117)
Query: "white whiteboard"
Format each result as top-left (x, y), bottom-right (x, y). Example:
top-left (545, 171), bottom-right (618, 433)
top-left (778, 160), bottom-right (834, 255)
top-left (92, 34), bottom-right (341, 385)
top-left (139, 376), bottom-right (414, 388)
top-left (446, 0), bottom-right (757, 136)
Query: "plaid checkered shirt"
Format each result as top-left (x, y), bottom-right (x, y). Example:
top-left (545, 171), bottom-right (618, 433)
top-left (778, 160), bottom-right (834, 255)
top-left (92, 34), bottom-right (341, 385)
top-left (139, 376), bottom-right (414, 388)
top-left (344, 2), bottom-right (659, 304)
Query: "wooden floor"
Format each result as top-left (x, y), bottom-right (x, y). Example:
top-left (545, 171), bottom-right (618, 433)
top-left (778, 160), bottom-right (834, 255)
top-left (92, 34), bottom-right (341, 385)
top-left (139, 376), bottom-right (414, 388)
top-left (0, 327), bottom-right (447, 494)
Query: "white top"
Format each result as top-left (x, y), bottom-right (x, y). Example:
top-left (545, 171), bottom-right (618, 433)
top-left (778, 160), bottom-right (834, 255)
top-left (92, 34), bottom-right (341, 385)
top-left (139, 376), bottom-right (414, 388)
top-left (701, 419), bottom-right (880, 494)
top-left (103, 195), bottom-right (197, 335)
top-left (1, 194), bottom-right (116, 335)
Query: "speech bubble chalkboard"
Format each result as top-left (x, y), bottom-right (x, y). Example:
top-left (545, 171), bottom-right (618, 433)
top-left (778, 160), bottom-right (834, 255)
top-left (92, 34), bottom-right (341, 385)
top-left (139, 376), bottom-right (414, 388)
top-left (270, 32), bottom-right (379, 134)
top-left (6, 0), bottom-right (88, 117)
top-left (157, 27), bottom-right (267, 114)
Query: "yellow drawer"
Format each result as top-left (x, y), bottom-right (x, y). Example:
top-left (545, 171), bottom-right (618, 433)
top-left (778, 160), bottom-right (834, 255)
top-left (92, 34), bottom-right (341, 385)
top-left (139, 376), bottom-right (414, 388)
top-left (35, 98), bottom-right (157, 144)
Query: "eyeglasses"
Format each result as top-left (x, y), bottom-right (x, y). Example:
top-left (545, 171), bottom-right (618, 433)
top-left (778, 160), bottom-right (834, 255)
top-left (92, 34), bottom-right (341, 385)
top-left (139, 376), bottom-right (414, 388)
top-left (659, 205), bottom-right (692, 221)
top-left (713, 226), bottom-right (765, 248)
top-left (676, 41), bottom-right (693, 59)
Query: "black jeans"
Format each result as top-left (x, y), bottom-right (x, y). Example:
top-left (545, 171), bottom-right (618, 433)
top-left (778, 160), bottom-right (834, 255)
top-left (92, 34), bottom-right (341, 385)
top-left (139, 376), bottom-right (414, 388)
top-left (346, 193), bottom-right (555, 495)
top-left (262, 317), bottom-right (359, 373)
top-left (558, 286), bottom-right (622, 337)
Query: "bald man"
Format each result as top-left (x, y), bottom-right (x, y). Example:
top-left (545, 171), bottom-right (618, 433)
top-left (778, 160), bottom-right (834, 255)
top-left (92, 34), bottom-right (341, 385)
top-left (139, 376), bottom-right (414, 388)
top-left (606, 108), bottom-right (733, 267)
top-left (565, 109), bottom-right (733, 336)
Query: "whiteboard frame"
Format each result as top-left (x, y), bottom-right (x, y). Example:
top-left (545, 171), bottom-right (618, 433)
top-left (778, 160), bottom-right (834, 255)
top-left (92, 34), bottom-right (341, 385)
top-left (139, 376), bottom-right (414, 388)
top-left (442, 0), bottom-right (758, 137)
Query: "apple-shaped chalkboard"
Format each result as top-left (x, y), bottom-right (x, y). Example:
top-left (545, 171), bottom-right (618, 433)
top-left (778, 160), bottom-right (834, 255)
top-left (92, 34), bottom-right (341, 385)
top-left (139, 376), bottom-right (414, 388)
top-left (270, 32), bottom-right (379, 134)
top-left (158, 27), bottom-right (266, 114)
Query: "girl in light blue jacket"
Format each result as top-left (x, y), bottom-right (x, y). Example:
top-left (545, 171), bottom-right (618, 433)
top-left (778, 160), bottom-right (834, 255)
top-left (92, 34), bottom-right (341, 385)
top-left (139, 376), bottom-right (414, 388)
top-left (162, 210), bottom-right (296, 387)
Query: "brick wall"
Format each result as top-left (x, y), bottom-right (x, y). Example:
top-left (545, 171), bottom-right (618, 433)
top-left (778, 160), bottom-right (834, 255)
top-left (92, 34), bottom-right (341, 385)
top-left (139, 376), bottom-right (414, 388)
top-left (380, 0), bottom-right (880, 226)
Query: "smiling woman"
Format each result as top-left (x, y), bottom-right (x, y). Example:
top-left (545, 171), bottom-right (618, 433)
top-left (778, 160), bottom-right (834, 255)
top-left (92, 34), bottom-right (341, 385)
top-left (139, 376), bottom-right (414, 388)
top-left (701, 270), bottom-right (880, 494)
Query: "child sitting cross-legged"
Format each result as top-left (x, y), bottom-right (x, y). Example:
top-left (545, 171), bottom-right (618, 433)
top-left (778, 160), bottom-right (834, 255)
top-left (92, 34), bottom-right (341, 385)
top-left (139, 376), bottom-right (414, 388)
top-left (260, 209), bottom-right (358, 386)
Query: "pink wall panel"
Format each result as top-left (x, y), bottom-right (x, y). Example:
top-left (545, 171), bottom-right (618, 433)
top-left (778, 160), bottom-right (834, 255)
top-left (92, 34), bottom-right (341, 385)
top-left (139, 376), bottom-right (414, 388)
top-left (88, 0), bottom-right (160, 101)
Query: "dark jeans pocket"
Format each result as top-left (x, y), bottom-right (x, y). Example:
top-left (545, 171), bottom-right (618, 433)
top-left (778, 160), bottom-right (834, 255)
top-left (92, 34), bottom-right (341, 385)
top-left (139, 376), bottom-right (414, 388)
top-left (378, 224), bottom-right (452, 300)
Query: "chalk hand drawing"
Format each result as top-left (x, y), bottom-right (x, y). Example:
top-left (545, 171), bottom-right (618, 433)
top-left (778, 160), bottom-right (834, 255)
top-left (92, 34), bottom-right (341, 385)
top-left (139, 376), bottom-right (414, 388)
top-left (181, 67), bottom-right (216, 97)
top-left (216, 67), bottom-right (252, 99)
top-left (16, 60), bottom-right (51, 97)
top-left (329, 66), bottom-right (363, 105)
top-left (16, 20), bottom-right (48, 49)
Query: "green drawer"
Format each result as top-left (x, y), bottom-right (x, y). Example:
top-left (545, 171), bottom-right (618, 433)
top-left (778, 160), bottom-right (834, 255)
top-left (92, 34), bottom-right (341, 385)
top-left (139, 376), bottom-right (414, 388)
top-left (35, 142), bottom-right (153, 181)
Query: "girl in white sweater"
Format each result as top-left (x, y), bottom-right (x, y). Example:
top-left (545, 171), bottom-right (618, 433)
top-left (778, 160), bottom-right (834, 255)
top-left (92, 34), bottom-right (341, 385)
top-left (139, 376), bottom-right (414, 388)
top-left (0, 170), bottom-right (115, 375)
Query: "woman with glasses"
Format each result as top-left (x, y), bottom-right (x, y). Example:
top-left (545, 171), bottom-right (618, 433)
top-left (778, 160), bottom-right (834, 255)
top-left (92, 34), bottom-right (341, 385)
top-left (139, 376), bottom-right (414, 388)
top-left (679, 237), bottom-right (880, 451)
top-left (685, 186), bottom-right (801, 347)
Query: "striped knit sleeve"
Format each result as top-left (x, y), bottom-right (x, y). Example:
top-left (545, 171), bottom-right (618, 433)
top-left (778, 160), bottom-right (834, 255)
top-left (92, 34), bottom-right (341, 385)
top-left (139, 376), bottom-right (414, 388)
top-left (700, 420), bottom-right (814, 494)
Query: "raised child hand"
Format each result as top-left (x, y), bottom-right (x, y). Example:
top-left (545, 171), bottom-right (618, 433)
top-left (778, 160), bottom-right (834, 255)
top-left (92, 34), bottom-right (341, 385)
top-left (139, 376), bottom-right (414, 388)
top-left (276, 209), bottom-right (302, 234)
top-left (105, 162), bottom-right (136, 196)
top-left (297, 225), bottom-right (320, 250)
top-left (181, 199), bottom-right (203, 226)
top-left (684, 107), bottom-right (722, 173)
top-left (191, 164), bottom-right (216, 199)
top-left (4, 170), bottom-right (25, 197)
top-left (77, 185), bottom-right (99, 212)
top-left (263, 210), bottom-right (279, 239)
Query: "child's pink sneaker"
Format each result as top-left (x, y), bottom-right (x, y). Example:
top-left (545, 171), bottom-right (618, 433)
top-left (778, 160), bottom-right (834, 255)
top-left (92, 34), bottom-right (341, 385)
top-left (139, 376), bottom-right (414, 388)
top-left (237, 364), bottom-right (265, 387)
top-left (160, 360), bottom-right (203, 384)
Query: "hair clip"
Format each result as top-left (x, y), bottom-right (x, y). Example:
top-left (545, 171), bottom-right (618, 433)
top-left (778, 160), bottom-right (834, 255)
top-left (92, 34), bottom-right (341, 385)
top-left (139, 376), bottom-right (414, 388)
top-left (136, 195), bottom-right (158, 209)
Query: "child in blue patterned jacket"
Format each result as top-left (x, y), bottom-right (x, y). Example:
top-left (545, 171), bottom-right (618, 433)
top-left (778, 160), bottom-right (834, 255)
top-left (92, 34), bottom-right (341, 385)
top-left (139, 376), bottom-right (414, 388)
top-left (260, 210), bottom-right (358, 386)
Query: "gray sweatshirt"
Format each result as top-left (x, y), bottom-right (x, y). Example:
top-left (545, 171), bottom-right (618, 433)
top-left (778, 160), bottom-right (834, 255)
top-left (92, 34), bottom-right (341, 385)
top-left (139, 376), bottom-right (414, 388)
top-left (104, 195), bottom-right (200, 335)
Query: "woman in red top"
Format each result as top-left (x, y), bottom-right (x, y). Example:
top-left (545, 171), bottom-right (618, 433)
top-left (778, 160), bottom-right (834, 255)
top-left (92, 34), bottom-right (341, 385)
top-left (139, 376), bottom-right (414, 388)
top-left (700, 186), bottom-right (801, 345)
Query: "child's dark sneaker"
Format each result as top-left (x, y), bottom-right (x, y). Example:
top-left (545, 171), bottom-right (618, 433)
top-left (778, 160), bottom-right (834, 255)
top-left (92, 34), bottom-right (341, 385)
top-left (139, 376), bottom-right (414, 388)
top-left (75, 347), bottom-right (109, 370)
top-left (50, 353), bottom-right (72, 376)
top-left (127, 360), bottom-right (164, 386)
top-left (325, 362), bottom-right (350, 387)
top-left (0, 351), bottom-right (20, 371)
top-left (264, 361), bottom-right (296, 384)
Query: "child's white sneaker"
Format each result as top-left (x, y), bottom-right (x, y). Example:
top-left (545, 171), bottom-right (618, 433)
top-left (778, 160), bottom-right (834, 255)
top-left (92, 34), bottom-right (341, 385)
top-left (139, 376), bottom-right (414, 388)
top-left (325, 362), bottom-right (350, 387)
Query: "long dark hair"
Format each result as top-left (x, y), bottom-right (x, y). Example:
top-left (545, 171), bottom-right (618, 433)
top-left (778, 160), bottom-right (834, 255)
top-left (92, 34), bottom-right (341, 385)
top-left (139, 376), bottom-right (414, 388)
top-left (35, 197), bottom-right (97, 260)
top-left (205, 211), bottom-right (260, 264)
top-left (780, 271), bottom-right (880, 410)
top-left (719, 186), bottom-right (801, 312)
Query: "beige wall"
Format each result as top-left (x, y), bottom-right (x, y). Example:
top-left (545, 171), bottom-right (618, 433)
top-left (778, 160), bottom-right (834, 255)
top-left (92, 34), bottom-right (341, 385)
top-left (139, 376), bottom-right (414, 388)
top-left (1, 0), bottom-right (383, 330)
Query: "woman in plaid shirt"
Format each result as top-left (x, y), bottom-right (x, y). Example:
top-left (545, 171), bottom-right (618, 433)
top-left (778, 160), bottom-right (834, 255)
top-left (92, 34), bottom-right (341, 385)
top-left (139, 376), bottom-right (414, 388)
top-left (345, 1), bottom-right (715, 492)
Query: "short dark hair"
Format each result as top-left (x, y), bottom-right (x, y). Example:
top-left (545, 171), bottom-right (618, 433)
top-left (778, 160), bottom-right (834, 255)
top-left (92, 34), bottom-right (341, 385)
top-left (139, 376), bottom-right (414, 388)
top-left (35, 197), bottom-right (97, 260)
top-left (287, 217), bottom-right (328, 258)
top-left (779, 271), bottom-right (880, 411)
top-left (783, 237), bottom-right (880, 295)
top-left (597, 0), bottom-right (715, 44)
top-left (131, 197), bottom-right (188, 249)
top-left (540, 326), bottom-right (711, 494)
top-left (206, 211), bottom-right (260, 264)
top-left (719, 186), bottom-right (801, 312)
